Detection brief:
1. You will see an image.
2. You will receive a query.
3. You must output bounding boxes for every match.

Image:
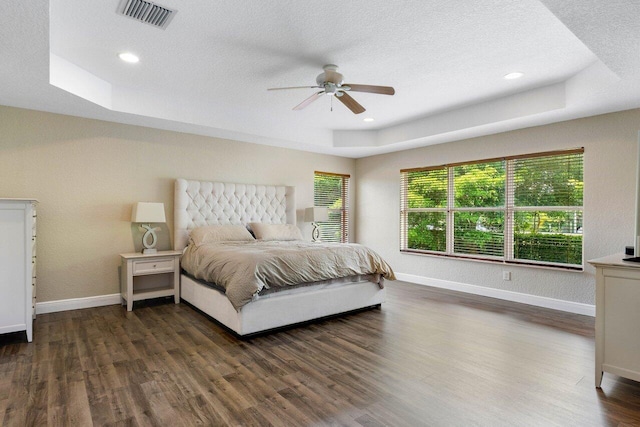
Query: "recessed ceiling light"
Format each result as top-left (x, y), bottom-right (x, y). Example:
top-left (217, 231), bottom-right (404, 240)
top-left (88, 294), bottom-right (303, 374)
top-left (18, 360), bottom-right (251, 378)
top-left (363, 117), bottom-right (374, 122)
top-left (504, 72), bottom-right (524, 80)
top-left (118, 52), bottom-right (139, 63)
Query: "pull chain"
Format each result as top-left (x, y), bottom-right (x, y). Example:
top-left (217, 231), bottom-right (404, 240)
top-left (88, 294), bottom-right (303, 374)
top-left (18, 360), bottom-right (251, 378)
top-left (331, 95), bottom-right (333, 112)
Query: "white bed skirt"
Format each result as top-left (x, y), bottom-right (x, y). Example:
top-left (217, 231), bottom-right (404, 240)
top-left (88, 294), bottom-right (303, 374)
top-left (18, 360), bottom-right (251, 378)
top-left (180, 274), bottom-right (386, 336)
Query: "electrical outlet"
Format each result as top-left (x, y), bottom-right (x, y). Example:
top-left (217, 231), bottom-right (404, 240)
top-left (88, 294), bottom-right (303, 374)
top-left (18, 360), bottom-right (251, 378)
top-left (502, 271), bottom-right (511, 281)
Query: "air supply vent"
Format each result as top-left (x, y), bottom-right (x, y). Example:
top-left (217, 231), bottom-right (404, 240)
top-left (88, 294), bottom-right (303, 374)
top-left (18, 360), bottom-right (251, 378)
top-left (117, 0), bottom-right (176, 29)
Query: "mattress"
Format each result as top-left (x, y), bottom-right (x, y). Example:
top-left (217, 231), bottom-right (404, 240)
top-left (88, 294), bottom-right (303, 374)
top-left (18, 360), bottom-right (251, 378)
top-left (181, 239), bottom-right (395, 309)
top-left (182, 269), bottom-right (383, 300)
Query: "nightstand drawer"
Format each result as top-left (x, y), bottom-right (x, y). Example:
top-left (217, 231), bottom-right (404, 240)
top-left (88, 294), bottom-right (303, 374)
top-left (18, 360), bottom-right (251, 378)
top-left (133, 258), bottom-right (175, 275)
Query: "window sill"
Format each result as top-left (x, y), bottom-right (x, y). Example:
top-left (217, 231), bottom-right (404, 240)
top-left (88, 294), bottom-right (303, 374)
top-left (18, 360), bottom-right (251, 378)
top-left (400, 249), bottom-right (584, 272)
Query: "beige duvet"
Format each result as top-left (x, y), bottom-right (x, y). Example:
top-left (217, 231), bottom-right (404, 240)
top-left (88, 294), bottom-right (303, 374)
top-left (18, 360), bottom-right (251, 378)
top-left (181, 240), bottom-right (396, 310)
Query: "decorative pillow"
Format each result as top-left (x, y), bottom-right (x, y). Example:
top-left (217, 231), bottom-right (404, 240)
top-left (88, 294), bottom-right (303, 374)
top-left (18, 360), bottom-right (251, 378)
top-left (249, 223), bottom-right (303, 241)
top-left (189, 224), bottom-right (254, 246)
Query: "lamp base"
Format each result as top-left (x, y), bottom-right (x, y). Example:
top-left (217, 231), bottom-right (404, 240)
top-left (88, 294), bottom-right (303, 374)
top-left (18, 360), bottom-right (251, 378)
top-left (311, 223), bottom-right (320, 242)
top-left (140, 224), bottom-right (160, 254)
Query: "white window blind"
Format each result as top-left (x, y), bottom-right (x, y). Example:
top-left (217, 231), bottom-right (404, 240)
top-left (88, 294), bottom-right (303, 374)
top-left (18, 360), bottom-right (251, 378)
top-left (400, 167), bottom-right (447, 252)
top-left (400, 149), bottom-right (584, 269)
top-left (314, 171), bottom-right (349, 243)
top-left (509, 151), bottom-right (583, 266)
top-left (452, 160), bottom-right (506, 259)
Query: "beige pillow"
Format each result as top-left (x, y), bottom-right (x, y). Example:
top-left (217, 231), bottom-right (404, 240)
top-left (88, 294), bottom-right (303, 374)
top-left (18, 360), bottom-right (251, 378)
top-left (189, 225), bottom-right (254, 246)
top-left (249, 223), bottom-right (303, 241)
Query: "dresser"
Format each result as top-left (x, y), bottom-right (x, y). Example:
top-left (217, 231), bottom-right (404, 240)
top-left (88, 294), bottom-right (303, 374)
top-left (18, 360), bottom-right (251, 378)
top-left (0, 199), bottom-right (37, 342)
top-left (589, 254), bottom-right (640, 388)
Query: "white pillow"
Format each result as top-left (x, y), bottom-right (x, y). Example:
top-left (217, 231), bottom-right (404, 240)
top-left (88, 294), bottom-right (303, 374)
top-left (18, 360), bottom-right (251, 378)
top-left (189, 225), bottom-right (254, 246)
top-left (249, 223), bottom-right (303, 241)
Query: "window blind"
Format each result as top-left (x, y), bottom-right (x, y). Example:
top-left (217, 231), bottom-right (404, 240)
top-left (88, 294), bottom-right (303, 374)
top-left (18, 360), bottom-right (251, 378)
top-left (400, 149), bottom-right (584, 268)
top-left (509, 151), bottom-right (583, 265)
top-left (452, 160), bottom-right (505, 258)
top-left (314, 172), bottom-right (349, 243)
top-left (400, 167), bottom-right (447, 252)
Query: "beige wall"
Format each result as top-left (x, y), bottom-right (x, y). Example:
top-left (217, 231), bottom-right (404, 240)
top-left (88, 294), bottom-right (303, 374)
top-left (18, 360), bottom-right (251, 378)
top-left (3, 105), bottom-right (637, 307)
top-left (0, 106), bottom-right (355, 302)
top-left (355, 109), bottom-right (640, 305)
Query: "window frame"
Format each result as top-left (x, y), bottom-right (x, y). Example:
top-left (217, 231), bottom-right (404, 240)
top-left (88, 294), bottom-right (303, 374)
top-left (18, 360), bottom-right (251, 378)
top-left (314, 171), bottom-right (350, 243)
top-left (400, 148), bottom-right (584, 270)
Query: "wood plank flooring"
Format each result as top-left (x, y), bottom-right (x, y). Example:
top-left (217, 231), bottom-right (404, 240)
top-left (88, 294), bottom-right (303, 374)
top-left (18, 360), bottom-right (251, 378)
top-left (2, 281), bottom-right (640, 426)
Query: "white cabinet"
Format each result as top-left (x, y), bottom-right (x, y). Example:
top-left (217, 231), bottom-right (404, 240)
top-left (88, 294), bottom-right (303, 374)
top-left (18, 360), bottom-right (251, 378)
top-left (589, 254), bottom-right (640, 387)
top-left (0, 199), bottom-right (37, 342)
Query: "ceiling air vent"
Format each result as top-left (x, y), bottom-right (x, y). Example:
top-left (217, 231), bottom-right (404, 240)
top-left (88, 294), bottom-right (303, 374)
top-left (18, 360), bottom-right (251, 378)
top-left (117, 0), bottom-right (177, 30)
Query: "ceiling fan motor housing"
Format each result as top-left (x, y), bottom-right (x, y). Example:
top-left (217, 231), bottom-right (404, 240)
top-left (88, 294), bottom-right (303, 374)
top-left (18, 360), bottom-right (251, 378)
top-left (316, 64), bottom-right (344, 86)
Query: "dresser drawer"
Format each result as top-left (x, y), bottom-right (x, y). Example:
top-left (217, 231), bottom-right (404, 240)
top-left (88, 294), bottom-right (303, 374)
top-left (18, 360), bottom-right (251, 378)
top-left (133, 258), bottom-right (175, 275)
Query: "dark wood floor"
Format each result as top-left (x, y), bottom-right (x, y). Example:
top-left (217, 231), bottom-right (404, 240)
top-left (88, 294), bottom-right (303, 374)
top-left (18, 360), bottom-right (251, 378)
top-left (2, 281), bottom-right (640, 426)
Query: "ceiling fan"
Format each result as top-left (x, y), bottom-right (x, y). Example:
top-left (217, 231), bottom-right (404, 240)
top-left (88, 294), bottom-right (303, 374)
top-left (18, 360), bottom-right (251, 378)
top-left (268, 64), bottom-right (395, 114)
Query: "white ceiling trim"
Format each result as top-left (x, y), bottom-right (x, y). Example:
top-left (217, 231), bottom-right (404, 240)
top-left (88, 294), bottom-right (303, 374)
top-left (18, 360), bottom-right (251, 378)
top-left (50, 54), bottom-right (113, 110)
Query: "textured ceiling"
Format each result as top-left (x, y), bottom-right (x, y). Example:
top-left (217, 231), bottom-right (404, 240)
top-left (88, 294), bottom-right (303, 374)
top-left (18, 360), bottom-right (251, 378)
top-left (1, 1), bottom-right (639, 157)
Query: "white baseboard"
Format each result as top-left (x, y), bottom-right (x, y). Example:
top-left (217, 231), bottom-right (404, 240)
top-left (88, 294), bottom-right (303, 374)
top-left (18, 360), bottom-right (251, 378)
top-left (395, 273), bottom-right (595, 317)
top-left (36, 293), bottom-right (121, 315)
top-left (35, 275), bottom-right (596, 318)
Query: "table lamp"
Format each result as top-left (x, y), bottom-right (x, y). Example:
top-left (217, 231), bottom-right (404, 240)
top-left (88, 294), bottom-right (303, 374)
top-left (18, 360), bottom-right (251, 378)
top-left (304, 207), bottom-right (329, 242)
top-left (131, 202), bottom-right (166, 254)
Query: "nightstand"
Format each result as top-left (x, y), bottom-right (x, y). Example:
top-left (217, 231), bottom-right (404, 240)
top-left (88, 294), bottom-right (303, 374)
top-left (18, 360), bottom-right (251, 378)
top-left (120, 250), bottom-right (182, 311)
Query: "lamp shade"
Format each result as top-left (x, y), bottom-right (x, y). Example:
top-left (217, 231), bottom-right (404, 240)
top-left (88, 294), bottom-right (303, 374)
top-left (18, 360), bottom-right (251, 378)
top-left (131, 202), bottom-right (166, 223)
top-left (304, 207), bottom-right (329, 222)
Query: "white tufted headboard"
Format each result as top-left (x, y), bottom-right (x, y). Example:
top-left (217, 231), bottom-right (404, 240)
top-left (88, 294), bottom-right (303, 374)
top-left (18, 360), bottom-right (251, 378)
top-left (173, 179), bottom-right (296, 250)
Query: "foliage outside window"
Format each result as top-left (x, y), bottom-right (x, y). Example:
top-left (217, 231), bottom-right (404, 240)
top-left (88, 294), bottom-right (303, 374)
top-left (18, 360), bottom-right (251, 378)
top-left (400, 149), bottom-right (584, 268)
top-left (314, 171), bottom-right (349, 243)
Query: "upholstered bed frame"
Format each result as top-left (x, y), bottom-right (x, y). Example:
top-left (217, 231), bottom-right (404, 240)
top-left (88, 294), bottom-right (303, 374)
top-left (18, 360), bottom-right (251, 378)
top-left (174, 178), bottom-right (386, 336)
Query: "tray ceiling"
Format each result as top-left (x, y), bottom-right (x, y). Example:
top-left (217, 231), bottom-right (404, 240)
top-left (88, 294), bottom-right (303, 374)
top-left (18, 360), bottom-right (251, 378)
top-left (1, 1), bottom-right (639, 157)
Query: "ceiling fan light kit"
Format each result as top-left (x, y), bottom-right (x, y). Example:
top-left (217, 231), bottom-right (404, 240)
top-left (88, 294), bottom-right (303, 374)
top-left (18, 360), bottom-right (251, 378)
top-left (268, 64), bottom-right (395, 114)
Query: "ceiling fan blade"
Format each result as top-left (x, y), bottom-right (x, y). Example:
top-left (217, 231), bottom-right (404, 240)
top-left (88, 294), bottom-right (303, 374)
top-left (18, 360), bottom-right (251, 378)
top-left (293, 91), bottom-right (325, 110)
top-left (336, 92), bottom-right (366, 114)
top-left (268, 86), bottom-right (320, 91)
top-left (344, 84), bottom-right (395, 95)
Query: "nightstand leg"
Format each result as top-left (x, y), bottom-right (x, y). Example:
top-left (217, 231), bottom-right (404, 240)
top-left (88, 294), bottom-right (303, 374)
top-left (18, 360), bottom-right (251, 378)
top-left (173, 259), bottom-right (180, 304)
top-left (596, 369), bottom-right (603, 388)
top-left (126, 260), bottom-right (134, 311)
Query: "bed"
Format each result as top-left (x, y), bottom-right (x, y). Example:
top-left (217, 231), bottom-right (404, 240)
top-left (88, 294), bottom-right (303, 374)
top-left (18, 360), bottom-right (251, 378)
top-left (174, 178), bottom-right (392, 336)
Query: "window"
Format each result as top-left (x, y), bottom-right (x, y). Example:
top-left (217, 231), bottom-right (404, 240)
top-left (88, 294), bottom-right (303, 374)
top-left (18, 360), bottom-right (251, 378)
top-left (400, 149), bottom-right (584, 269)
top-left (314, 171), bottom-right (350, 243)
